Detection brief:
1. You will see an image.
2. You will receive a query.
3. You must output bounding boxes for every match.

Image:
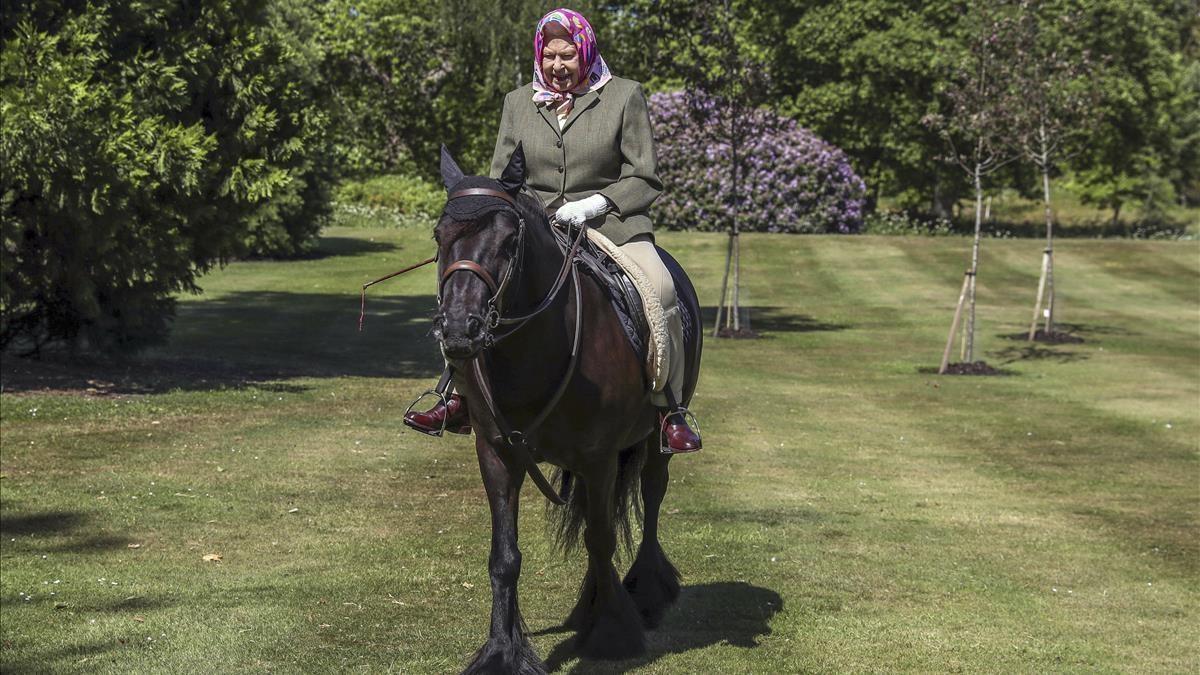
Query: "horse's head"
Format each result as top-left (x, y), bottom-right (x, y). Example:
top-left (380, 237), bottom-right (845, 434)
top-left (433, 144), bottom-right (528, 360)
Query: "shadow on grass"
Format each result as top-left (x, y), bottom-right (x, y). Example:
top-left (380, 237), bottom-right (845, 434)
top-left (1, 292), bottom-right (445, 395)
top-left (0, 640), bottom-right (121, 674)
top-left (99, 595), bottom-right (173, 612)
top-left (0, 511), bottom-right (85, 536)
top-left (4, 301), bottom-right (845, 396)
top-left (989, 344), bottom-right (1089, 366)
top-left (1, 510), bottom-right (134, 553)
top-left (700, 306), bottom-right (848, 336)
top-left (294, 235), bottom-right (400, 260)
top-left (1049, 322), bottom-right (1134, 337)
top-left (543, 581), bottom-right (782, 673)
top-left (915, 364), bottom-right (1019, 376)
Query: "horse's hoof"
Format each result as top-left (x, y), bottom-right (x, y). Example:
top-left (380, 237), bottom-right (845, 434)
top-left (463, 639), bottom-right (546, 675)
top-left (622, 543), bottom-right (681, 629)
top-left (574, 596), bottom-right (646, 660)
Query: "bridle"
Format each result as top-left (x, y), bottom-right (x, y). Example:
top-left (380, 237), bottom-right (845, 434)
top-left (435, 186), bottom-right (590, 505)
top-left (437, 187), bottom-right (586, 348)
top-left (436, 187), bottom-right (525, 346)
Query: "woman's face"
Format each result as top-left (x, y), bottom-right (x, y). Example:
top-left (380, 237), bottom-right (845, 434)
top-left (540, 24), bottom-right (581, 92)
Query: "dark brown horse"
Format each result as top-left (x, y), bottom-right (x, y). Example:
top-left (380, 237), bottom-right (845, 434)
top-left (430, 144), bottom-right (702, 673)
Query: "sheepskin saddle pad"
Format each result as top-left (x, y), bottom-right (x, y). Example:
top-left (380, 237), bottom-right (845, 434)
top-left (551, 224), bottom-right (669, 392)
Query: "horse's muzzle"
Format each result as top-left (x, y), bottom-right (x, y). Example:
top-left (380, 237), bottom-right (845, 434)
top-left (435, 313), bottom-right (488, 359)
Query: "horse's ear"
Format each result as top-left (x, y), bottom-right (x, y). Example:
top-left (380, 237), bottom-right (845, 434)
top-left (440, 144), bottom-right (465, 191)
top-left (497, 142), bottom-right (526, 194)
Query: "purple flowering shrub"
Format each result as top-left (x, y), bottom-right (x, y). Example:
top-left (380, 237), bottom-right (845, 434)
top-left (649, 91), bottom-right (867, 233)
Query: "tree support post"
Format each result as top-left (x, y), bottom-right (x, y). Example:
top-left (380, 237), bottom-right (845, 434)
top-left (1027, 248), bottom-right (1050, 340)
top-left (1043, 248), bottom-right (1055, 335)
top-left (712, 230), bottom-right (734, 337)
top-left (939, 271), bottom-right (974, 375)
top-left (731, 231), bottom-right (741, 332)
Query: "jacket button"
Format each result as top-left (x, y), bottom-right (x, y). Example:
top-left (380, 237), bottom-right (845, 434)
top-left (556, 140), bottom-right (562, 148)
top-left (557, 166), bottom-right (564, 173)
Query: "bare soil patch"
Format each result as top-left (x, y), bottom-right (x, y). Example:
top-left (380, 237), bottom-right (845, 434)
top-left (1000, 329), bottom-right (1086, 344)
top-left (940, 361), bottom-right (1006, 376)
top-left (1029, 329), bottom-right (1085, 344)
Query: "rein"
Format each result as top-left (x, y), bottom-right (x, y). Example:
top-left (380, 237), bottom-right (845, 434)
top-left (426, 186), bottom-right (589, 505)
top-left (357, 185), bottom-right (587, 504)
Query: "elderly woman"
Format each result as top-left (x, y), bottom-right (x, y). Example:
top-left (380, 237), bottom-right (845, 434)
top-left (405, 8), bottom-right (700, 453)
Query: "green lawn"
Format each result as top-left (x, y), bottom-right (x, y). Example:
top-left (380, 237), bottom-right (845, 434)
top-left (2, 227), bottom-right (1197, 673)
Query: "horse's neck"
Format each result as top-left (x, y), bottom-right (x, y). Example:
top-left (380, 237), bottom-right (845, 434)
top-left (490, 218), bottom-right (572, 372)
top-left (514, 218), bottom-right (567, 311)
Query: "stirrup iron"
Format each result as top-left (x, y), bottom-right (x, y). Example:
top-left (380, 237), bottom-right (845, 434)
top-left (404, 389), bottom-right (451, 437)
top-left (659, 406), bottom-right (701, 455)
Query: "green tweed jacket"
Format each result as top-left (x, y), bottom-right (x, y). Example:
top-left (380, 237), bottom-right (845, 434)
top-left (489, 76), bottom-right (663, 245)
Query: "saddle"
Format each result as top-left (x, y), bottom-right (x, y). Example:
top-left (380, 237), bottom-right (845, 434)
top-left (549, 224), bottom-right (667, 391)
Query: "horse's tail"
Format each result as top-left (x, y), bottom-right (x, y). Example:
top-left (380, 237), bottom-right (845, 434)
top-left (547, 444), bottom-right (645, 558)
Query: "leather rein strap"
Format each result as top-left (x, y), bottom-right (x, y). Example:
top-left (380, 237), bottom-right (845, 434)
top-left (441, 186), bottom-right (590, 506)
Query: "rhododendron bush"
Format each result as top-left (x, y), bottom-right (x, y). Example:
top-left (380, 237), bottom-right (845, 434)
top-left (649, 91), bottom-right (867, 234)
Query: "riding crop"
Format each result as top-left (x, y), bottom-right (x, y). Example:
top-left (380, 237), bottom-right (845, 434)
top-left (358, 255), bottom-right (437, 332)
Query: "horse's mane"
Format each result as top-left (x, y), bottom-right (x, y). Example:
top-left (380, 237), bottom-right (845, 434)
top-left (514, 186), bottom-right (551, 232)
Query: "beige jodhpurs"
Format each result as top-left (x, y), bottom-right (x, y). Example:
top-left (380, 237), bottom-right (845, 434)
top-left (619, 234), bottom-right (685, 408)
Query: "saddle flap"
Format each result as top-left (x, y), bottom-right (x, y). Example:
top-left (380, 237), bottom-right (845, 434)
top-left (560, 226), bottom-right (668, 391)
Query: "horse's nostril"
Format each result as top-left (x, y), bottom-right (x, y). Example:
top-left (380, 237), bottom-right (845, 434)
top-left (467, 315), bottom-right (482, 337)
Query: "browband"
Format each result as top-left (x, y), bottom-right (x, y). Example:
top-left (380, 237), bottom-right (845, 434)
top-left (447, 187), bottom-right (518, 208)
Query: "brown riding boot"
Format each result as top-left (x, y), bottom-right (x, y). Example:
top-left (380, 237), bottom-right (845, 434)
top-left (404, 394), bottom-right (472, 436)
top-left (660, 409), bottom-right (702, 454)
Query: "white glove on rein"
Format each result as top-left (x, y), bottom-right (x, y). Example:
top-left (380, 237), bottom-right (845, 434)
top-left (554, 194), bottom-right (611, 227)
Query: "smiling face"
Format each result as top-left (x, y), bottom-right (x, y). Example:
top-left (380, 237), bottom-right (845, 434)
top-left (540, 22), bottom-right (581, 93)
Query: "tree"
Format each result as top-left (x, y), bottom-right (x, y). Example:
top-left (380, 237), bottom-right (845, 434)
top-left (1, 0), bottom-right (333, 352)
top-left (720, 0), bottom-right (1196, 224)
top-left (1009, 1), bottom-right (1100, 340)
top-left (314, 0), bottom-right (443, 175)
top-left (1063, 0), bottom-right (1197, 220)
top-left (315, 0), bottom-right (548, 178)
top-left (632, 0), bottom-right (771, 337)
top-left (926, 2), bottom-right (1023, 373)
top-left (754, 0), bottom-right (966, 216)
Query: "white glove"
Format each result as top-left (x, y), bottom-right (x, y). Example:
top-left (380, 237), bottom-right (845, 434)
top-left (555, 194), bottom-right (611, 227)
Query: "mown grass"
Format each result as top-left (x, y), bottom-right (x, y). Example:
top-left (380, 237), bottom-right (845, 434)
top-left (2, 227), bottom-right (1197, 673)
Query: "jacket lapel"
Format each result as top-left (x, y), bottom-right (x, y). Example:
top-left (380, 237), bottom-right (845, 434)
top-left (561, 88), bottom-right (601, 135)
top-left (535, 102), bottom-right (561, 138)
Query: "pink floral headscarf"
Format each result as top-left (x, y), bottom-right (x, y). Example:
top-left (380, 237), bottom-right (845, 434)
top-left (532, 8), bottom-right (612, 116)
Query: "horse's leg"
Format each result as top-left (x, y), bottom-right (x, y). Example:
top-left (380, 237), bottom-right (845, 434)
top-left (464, 437), bottom-right (545, 675)
top-left (622, 439), bottom-right (681, 628)
top-left (574, 463), bottom-right (646, 659)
